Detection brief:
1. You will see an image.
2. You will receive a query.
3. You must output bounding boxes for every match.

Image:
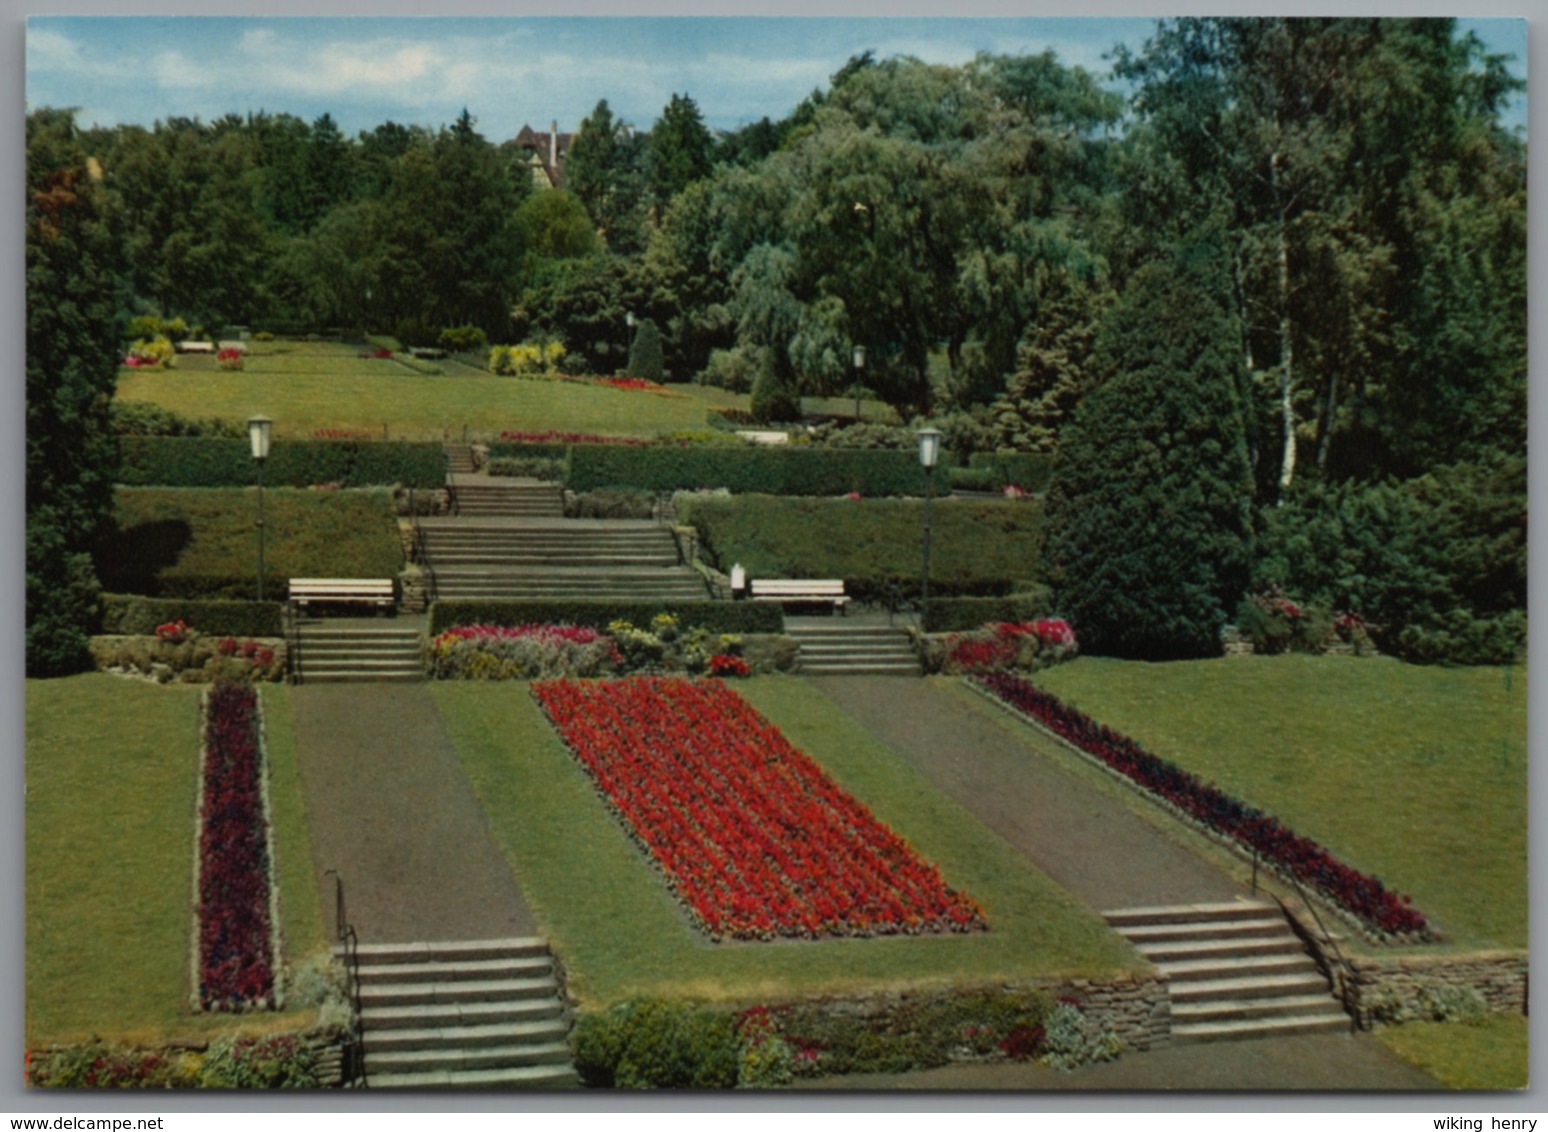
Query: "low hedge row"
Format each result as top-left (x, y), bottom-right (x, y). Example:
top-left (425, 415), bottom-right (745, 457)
top-left (921, 591), bottom-right (1054, 633)
top-left (967, 452), bottom-right (1056, 493)
top-left (428, 600), bottom-right (784, 637)
top-left (118, 438), bottom-right (446, 488)
top-left (567, 445), bottom-right (949, 496)
top-left (99, 594), bottom-right (285, 637)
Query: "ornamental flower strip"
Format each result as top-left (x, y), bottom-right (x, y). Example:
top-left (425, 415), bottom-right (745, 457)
top-left (975, 672), bottom-right (1428, 937)
top-left (533, 676), bottom-right (985, 941)
top-left (197, 682), bottom-right (276, 1008)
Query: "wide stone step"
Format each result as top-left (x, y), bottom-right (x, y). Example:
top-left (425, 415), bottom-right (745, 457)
top-left (1136, 934), bottom-right (1306, 964)
top-left (1171, 993), bottom-right (1346, 1024)
top-left (1157, 952), bottom-right (1323, 983)
top-left (358, 976), bottom-right (561, 1009)
top-left (361, 999), bottom-right (565, 1031)
top-left (348, 937), bottom-right (552, 964)
top-left (297, 671), bottom-right (425, 684)
top-left (366, 1041), bottom-right (573, 1076)
top-left (1171, 1014), bottom-right (1350, 1045)
top-left (802, 663), bottom-right (921, 676)
top-left (1168, 971), bottom-right (1334, 1002)
top-left (357, 956), bottom-right (553, 985)
top-left (364, 1019), bottom-right (568, 1054)
top-left (1117, 917), bottom-right (1289, 943)
top-left (367, 1064), bottom-right (578, 1090)
top-left (432, 554), bottom-right (680, 568)
top-left (797, 644), bottom-right (916, 659)
top-left (1104, 901), bottom-right (1279, 928)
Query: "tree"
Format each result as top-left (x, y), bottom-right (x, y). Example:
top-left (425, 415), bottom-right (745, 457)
top-left (566, 99), bottom-right (647, 254)
top-left (750, 346), bottom-right (800, 423)
top-left (646, 93), bottom-right (714, 218)
top-left (513, 189), bottom-right (598, 266)
top-left (1043, 245), bottom-right (1254, 659)
top-left (26, 110), bottom-right (123, 675)
top-left (627, 317), bottom-right (664, 382)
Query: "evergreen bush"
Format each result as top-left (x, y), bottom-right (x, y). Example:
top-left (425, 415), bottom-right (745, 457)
top-left (627, 317), bottom-right (665, 382)
top-left (99, 594), bottom-right (285, 637)
top-left (118, 438), bottom-right (445, 488)
top-left (750, 348), bottom-right (800, 423)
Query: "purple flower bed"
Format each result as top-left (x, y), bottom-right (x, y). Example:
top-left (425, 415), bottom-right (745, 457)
top-left (976, 672), bottom-right (1428, 938)
top-left (198, 682), bottom-right (275, 1008)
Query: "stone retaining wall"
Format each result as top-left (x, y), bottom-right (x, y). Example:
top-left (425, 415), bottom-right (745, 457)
top-left (1342, 952), bottom-right (1528, 1028)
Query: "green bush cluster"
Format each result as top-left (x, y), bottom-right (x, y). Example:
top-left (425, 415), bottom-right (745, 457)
top-left (99, 488), bottom-right (403, 600)
top-left (486, 456), bottom-right (564, 481)
top-left (567, 445), bottom-right (949, 496)
top-left (566, 488), bottom-right (656, 519)
top-left (1364, 982), bottom-right (1490, 1027)
top-left (112, 401), bottom-right (244, 438)
top-left (1233, 589), bottom-right (1336, 655)
top-left (199, 1033), bottom-right (321, 1088)
top-left (920, 592), bottom-right (1053, 632)
top-left (680, 494), bottom-right (1044, 605)
top-left (99, 594), bottom-right (285, 637)
top-left (28, 1032), bottom-right (327, 1089)
top-left (967, 451), bottom-right (1055, 493)
top-left (428, 630), bottom-right (620, 680)
top-left (485, 441), bottom-right (573, 461)
top-left (428, 599), bottom-right (783, 636)
top-left (89, 632), bottom-right (286, 683)
top-left (118, 438), bottom-right (446, 488)
top-left (573, 1000), bottom-right (740, 1089)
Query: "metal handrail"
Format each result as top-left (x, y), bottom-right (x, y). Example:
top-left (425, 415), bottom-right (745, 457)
top-left (286, 600), bottom-right (303, 685)
top-left (325, 869), bottom-right (367, 1087)
top-left (408, 488), bottom-right (437, 603)
top-left (1252, 846), bottom-right (1360, 1031)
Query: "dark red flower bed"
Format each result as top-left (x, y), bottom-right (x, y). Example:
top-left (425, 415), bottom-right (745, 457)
top-left (596, 376), bottom-right (667, 393)
top-left (533, 677), bottom-right (985, 940)
top-left (198, 682), bottom-right (275, 1008)
top-left (975, 672), bottom-right (1428, 937)
top-left (500, 430), bottom-right (653, 446)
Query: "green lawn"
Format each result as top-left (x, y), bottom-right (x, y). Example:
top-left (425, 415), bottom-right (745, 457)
top-left (26, 676), bottom-right (326, 1046)
top-left (100, 487), bottom-right (403, 598)
top-left (120, 342), bottom-right (725, 440)
top-left (432, 677), bottom-right (1137, 1010)
top-left (1022, 655), bottom-right (1527, 950)
top-left (1374, 1015), bottom-right (1529, 1090)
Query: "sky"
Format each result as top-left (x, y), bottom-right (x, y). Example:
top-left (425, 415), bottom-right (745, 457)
top-left (25, 15), bottom-right (1528, 141)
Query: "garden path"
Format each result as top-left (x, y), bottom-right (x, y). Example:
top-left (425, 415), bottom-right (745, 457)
top-left (808, 676), bottom-right (1248, 911)
top-left (289, 683), bottom-right (539, 943)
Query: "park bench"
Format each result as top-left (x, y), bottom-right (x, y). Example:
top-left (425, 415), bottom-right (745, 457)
top-left (288, 578), bottom-right (397, 615)
top-left (177, 341), bottom-right (215, 354)
top-left (749, 578), bottom-right (850, 614)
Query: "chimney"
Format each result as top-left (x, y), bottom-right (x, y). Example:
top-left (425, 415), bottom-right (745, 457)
top-left (550, 120), bottom-right (558, 177)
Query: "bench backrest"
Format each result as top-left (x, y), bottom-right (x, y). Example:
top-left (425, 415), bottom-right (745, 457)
top-left (289, 578), bottom-right (396, 599)
top-left (750, 579), bottom-right (846, 597)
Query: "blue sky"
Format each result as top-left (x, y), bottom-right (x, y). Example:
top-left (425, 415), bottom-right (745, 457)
top-left (26, 15), bottom-right (1527, 140)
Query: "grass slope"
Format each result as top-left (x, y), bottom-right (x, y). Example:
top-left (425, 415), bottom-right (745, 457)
top-left (25, 676), bottom-right (326, 1046)
top-left (119, 343), bottom-right (719, 440)
top-left (1373, 1016), bottom-right (1529, 1090)
top-left (101, 487), bottom-right (403, 598)
top-left (433, 678), bottom-right (1135, 1010)
top-left (1026, 655), bottom-right (1527, 950)
top-left (681, 495), bottom-right (1045, 594)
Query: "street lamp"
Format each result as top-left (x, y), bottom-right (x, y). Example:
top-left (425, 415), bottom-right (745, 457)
top-left (624, 311), bottom-right (637, 372)
top-left (851, 345), bottom-right (866, 420)
top-left (248, 415), bottom-right (272, 601)
top-left (916, 427), bottom-right (942, 625)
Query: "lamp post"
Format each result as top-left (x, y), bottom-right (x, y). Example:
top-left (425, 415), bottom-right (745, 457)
top-left (248, 415), bottom-right (272, 601)
top-left (916, 427), bottom-right (942, 625)
top-left (851, 344), bottom-right (866, 420)
top-left (624, 311), bottom-right (637, 372)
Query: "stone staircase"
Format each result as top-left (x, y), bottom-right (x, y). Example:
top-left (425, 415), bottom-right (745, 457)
top-left (418, 519), bottom-right (707, 603)
top-left (346, 937), bottom-right (577, 1089)
top-left (451, 480), bottom-right (565, 519)
top-left (789, 621), bottom-right (920, 676)
top-left (445, 445), bottom-right (478, 475)
top-left (293, 620), bottom-right (424, 684)
top-left (1105, 901), bottom-right (1350, 1044)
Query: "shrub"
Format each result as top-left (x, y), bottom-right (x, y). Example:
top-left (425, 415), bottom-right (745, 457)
top-left (111, 402), bottom-right (243, 438)
top-left (126, 335), bottom-right (176, 368)
top-left (921, 619), bottom-right (1078, 675)
top-left (216, 346), bottom-right (245, 371)
top-left (699, 346), bottom-right (760, 393)
top-left (199, 1033), bottom-right (319, 1089)
top-left (99, 595), bottom-right (285, 637)
top-left (1364, 981), bottom-right (1489, 1026)
top-left (117, 438), bottom-right (445, 489)
top-left (1235, 587), bottom-right (1332, 655)
top-left (1040, 1001), bottom-right (1121, 1072)
top-left (750, 348), bottom-right (800, 423)
top-left (921, 592), bottom-right (1053, 633)
top-left (486, 456), bottom-right (565, 481)
top-left (567, 488), bottom-right (656, 519)
top-left (966, 451), bottom-right (1055, 494)
top-left (439, 324), bottom-right (488, 352)
top-left (428, 624), bottom-right (621, 680)
top-left (393, 318), bottom-right (441, 350)
top-left (626, 317), bottom-right (665, 383)
top-left (428, 599), bottom-right (782, 637)
top-left (573, 1000), bottom-right (739, 1089)
top-left (28, 1042), bottom-right (202, 1088)
top-left (90, 632), bottom-right (285, 683)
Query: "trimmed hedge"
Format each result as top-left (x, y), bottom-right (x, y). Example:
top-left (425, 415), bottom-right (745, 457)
top-left (118, 438), bottom-right (445, 488)
top-left (428, 599), bottom-right (784, 636)
top-left (967, 452), bottom-right (1055, 493)
top-left (567, 444), bottom-right (949, 496)
top-left (99, 594), bottom-right (285, 637)
top-left (920, 591), bottom-right (1055, 633)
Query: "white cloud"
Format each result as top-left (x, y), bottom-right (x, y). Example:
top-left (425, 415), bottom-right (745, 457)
top-left (151, 50), bottom-right (218, 91)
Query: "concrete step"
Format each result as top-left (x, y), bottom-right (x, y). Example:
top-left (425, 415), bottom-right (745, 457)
top-left (1103, 901), bottom-right (1279, 928)
top-left (1171, 1014), bottom-right (1350, 1045)
top-left (1171, 993), bottom-right (1349, 1024)
top-left (364, 1018), bottom-right (568, 1054)
top-left (366, 1064), bottom-right (578, 1090)
top-left (361, 999), bottom-right (566, 1031)
top-left (1136, 934), bottom-right (1306, 964)
top-left (366, 1041), bottom-right (572, 1076)
top-left (348, 937), bottom-right (552, 965)
top-left (802, 663), bottom-right (921, 676)
top-left (357, 956), bottom-right (553, 985)
top-left (358, 976), bottom-right (561, 1009)
top-left (1150, 952), bottom-right (1318, 983)
top-left (296, 670), bottom-right (424, 684)
top-left (1117, 916), bottom-right (1289, 944)
top-left (1168, 971), bottom-right (1334, 1003)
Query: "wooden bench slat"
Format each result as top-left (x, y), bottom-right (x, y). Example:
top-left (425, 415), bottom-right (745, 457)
top-left (748, 579), bottom-right (850, 613)
top-left (288, 578), bottom-right (396, 607)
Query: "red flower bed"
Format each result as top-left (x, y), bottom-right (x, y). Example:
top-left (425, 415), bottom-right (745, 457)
top-left (975, 672), bottom-right (1428, 937)
top-left (499, 430), bottom-right (652, 446)
top-left (533, 677), bottom-right (985, 940)
top-left (597, 376), bottom-right (667, 393)
top-left (197, 682), bottom-right (276, 1008)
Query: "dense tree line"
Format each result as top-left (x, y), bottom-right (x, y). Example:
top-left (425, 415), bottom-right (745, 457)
top-left (26, 17), bottom-right (1525, 668)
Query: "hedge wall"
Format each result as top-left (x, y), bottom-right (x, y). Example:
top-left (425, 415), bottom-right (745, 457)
top-left (98, 594), bottom-right (286, 637)
top-left (429, 599), bottom-right (784, 636)
top-left (920, 591), bottom-right (1055, 633)
top-left (967, 452), bottom-right (1056, 493)
top-left (118, 438), bottom-right (445, 488)
top-left (567, 444), bottom-right (949, 496)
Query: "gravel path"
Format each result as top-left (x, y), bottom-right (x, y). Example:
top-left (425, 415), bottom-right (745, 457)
top-left (809, 676), bottom-right (1247, 911)
top-left (289, 683), bottom-right (538, 943)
